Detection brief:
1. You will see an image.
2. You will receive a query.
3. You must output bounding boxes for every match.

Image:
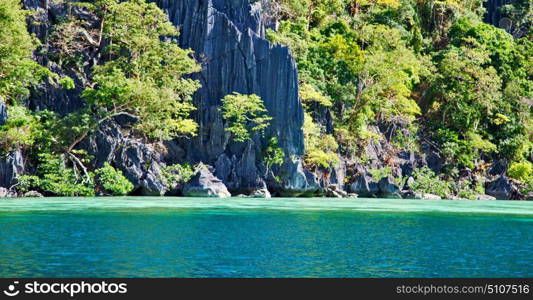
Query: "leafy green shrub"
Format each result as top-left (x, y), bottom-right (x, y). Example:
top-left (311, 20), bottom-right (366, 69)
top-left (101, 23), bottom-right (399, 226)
top-left (303, 113), bottom-right (339, 168)
top-left (263, 137), bottom-right (285, 171)
top-left (507, 161), bottom-right (533, 194)
top-left (368, 167), bottom-right (393, 181)
top-left (31, 110), bottom-right (95, 154)
top-left (220, 93), bottom-right (272, 142)
top-left (391, 125), bottom-right (420, 153)
top-left (454, 180), bottom-right (485, 200)
top-left (36, 153), bottom-right (95, 196)
top-left (306, 150), bottom-right (340, 169)
top-left (94, 163), bottom-right (134, 196)
top-left (15, 175), bottom-right (40, 194)
top-left (0, 0), bottom-right (48, 103)
top-left (368, 167), bottom-right (408, 189)
top-left (58, 77), bottom-right (75, 90)
top-left (409, 167), bottom-right (451, 199)
top-left (299, 83), bottom-right (332, 108)
top-left (161, 163), bottom-right (196, 189)
top-left (0, 105), bottom-right (39, 152)
top-left (508, 161), bottom-right (533, 182)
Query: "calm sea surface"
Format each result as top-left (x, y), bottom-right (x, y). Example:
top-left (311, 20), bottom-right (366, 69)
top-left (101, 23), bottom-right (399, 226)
top-left (0, 197), bottom-right (531, 277)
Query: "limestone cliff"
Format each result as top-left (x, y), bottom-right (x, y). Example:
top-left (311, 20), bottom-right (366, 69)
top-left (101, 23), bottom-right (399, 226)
top-left (9, 0), bottom-right (321, 196)
top-left (155, 0), bottom-right (319, 195)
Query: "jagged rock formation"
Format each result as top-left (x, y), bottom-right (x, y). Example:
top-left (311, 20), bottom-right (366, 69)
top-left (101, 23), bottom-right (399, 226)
top-left (155, 0), bottom-right (318, 196)
top-left (11, 0), bottom-right (320, 196)
top-left (0, 151), bottom-right (24, 189)
top-left (486, 176), bottom-right (520, 200)
top-left (4, 0), bottom-right (524, 200)
top-left (484, 0), bottom-right (510, 26)
top-left (24, 0), bottom-right (90, 114)
top-left (183, 166), bottom-right (231, 198)
top-left (0, 102), bottom-right (7, 126)
top-left (80, 122), bottom-right (167, 196)
top-left (0, 102), bottom-right (25, 189)
top-left (347, 174), bottom-right (379, 197)
top-left (378, 177), bottom-right (402, 199)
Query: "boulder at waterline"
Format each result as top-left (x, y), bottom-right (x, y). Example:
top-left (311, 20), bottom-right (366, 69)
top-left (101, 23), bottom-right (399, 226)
top-left (378, 176), bottom-right (402, 198)
top-left (23, 191), bottom-right (44, 198)
top-left (249, 188), bottom-right (271, 198)
top-left (183, 167), bottom-right (231, 198)
top-left (402, 190), bottom-right (442, 200)
top-left (476, 194), bottom-right (497, 201)
top-left (485, 176), bottom-right (519, 200)
top-left (347, 174), bottom-right (379, 197)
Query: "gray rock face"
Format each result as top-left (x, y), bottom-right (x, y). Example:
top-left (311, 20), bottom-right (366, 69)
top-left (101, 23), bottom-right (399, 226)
top-left (347, 174), bottom-right (379, 197)
top-left (83, 122), bottom-right (167, 196)
top-left (313, 160), bottom-right (346, 192)
top-left (483, 0), bottom-right (510, 27)
top-left (476, 194), bottom-right (496, 201)
top-left (397, 150), bottom-right (418, 177)
top-left (183, 167), bottom-right (231, 198)
top-left (378, 177), bottom-right (401, 198)
top-left (486, 176), bottom-right (519, 200)
top-left (24, 0), bottom-right (91, 115)
top-left (0, 151), bottom-right (24, 188)
top-left (488, 159), bottom-right (508, 176)
top-left (0, 187), bottom-right (8, 198)
top-left (273, 160), bottom-right (323, 196)
top-left (20, 0), bottom-right (317, 196)
top-left (0, 104), bottom-right (25, 189)
top-left (421, 193), bottom-right (442, 200)
top-left (421, 142), bottom-right (443, 173)
top-left (326, 184), bottom-right (348, 198)
top-left (0, 102), bottom-right (7, 126)
top-left (250, 188), bottom-right (271, 198)
top-left (115, 141), bottom-right (167, 196)
top-left (155, 0), bottom-right (315, 195)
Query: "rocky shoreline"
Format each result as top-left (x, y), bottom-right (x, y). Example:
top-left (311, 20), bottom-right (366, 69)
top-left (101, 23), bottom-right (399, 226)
top-left (0, 0), bottom-right (531, 201)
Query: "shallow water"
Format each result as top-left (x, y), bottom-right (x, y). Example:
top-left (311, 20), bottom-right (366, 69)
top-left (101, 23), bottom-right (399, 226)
top-left (0, 197), bottom-right (532, 277)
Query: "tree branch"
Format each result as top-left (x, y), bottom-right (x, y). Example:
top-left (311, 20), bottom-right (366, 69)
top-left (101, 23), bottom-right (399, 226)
top-left (67, 152), bottom-right (91, 183)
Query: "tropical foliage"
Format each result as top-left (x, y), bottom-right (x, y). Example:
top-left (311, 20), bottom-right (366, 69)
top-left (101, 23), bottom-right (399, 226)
top-left (220, 93), bottom-right (272, 142)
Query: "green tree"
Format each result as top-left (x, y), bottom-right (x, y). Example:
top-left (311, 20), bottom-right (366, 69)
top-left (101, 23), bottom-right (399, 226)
top-left (262, 137), bottom-right (285, 174)
top-left (0, 0), bottom-right (47, 104)
top-left (302, 113), bottom-right (339, 168)
top-left (0, 0), bottom-right (53, 154)
top-left (67, 0), bottom-right (200, 153)
top-left (160, 163), bottom-right (196, 190)
top-left (220, 93), bottom-right (272, 142)
top-left (409, 167), bottom-right (451, 198)
top-left (34, 153), bottom-right (96, 197)
top-left (94, 163), bottom-right (134, 196)
top-left (31, 0), bottom-right (203, 181)
top-left (0, 105), bottom-right (39, 153)
top-left (429, 46), bottom-right (502, 133)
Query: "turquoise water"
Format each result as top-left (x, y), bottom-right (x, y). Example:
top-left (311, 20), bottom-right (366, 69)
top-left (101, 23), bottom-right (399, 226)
top-left (0, 197), bottom-right (532, 277)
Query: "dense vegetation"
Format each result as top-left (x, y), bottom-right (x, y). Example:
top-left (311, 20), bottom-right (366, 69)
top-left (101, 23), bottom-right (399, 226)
top-left (0, 0), bottom-right (531, 198)
top-left (1, 0), bottom-right (203, 195)
top-left (265, 0), bottom-right (532, 194)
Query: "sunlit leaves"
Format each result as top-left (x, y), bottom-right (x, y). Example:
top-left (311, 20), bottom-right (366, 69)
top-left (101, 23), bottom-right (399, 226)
top-left (81, 0), bottom-right (201, 141)
top-left (220, 93), bottom-right (272, 142)
top-left (0, 0), bottom-right (47, 104)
